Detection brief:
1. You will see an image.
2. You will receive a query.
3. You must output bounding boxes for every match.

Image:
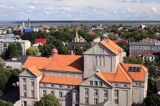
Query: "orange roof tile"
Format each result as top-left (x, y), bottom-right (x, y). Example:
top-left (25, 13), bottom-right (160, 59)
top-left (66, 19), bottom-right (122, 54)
top-left (41, 75), bottom-right (83, 85)
top-left (27, 66), bottom-right (42, 77)
top-left (98, 64), bottom-right (132, 83)
top-left (24, 55), bottom-right (83, 73)
top-left (114, 64), bottom-right (132, 83)
top-left (44, 55), bottom-right (83, 73)
top-left (100, 39), bottom-right (124, 55)
top-left (24, 56), bottom-right (48, 69)
top-left (120, 63), bottom-right (148, 82)
top-left (96, 72), bottom-right (113, 87)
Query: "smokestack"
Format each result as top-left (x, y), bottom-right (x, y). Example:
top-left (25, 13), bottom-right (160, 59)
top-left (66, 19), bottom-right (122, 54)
top-left (28, 18), bottom-right (31, 28)
top-left (51, 48), bottom-right (58, 57)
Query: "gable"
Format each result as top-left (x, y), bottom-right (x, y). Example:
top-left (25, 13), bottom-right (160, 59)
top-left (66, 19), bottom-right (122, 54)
top-left (19, 69), bottom-right (36, 77)
top-left (80, 75), bottom-right (112, 88)
top-left (83, 43), bottom-right (114, 55)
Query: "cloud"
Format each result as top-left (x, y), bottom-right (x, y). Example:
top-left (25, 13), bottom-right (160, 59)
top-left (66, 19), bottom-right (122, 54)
top-left (0, 0), bottom-right (160, 20)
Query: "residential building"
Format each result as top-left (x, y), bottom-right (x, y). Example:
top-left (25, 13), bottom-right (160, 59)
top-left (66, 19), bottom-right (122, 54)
top-left (33, 38), bottom-right (46, 46)
top-left (129, 38), bottom-right (160, 61)
top-left (0, 34), bottom-right (31, 55)
top-left (19, 39), bottom-right (148, 106)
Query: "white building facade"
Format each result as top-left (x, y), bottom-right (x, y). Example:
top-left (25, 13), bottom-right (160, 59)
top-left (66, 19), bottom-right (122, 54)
top-left (19, 39), bottom-right (148, 106)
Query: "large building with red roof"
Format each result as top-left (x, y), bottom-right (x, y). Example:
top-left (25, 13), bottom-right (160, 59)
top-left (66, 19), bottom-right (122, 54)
top-left (19, 38), bottom-right (148, 106)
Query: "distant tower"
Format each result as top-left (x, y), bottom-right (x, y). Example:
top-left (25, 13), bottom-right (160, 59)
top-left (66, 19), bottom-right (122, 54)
top-left (74, 29), bottom-right (80, 42)
top-left (28, 18), bottom-right (31, 28)
top-left (22, 22), bottom-right (25, 28)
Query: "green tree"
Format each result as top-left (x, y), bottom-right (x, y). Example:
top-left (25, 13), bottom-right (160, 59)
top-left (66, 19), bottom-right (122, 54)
top-left (0, 100), bottom-right (13, 106)
top-left (0, 73), bottom-right (8, 91)
top-left (117, 41), bottom-right (129, 56)
top-left (38, 94), bottom-right (61, 106)
top-left (39, 44), bottom-right (55, 57)
top-left (124, 57), bottom-right (143, 64)
top-left (108, 33), bottom-right (117, 40)
top-left (144, 94), bottom-right (160, 106)
top-left (74, 46), bottom-right (83, 55)
top-left (3, 42), bottom-right (22, 60)
top-left (26, 47), bottom-right (39, 56)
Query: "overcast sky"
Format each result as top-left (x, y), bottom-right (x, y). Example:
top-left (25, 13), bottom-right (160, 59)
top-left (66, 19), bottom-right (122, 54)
top-left (0, 0), bottom-right (160, 21)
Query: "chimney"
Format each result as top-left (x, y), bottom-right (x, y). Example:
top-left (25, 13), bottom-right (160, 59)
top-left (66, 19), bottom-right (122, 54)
top-left (51, 48), bottom-right (58, 57)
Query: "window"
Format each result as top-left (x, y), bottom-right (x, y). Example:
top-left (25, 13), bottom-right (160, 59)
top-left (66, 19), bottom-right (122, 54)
top-left (23, 85), bottom-right (26, 90)
top-left (128, 67), bottom-right (141, 72)
top-left (114, 90), bottom-right (119, 97)
top-left (100, 81), bottom-right (103, 86)
top-left (24, 92), bottom-right (27, 97)
top-left (114, 90), bottom-right (119, 104)
top-left (51, 91), bottom-right (54, 95)
top-left (115, 99), bottom-right (119, 104)
top-left (124, 84), bottom-right (127, 87)
top-left (51, 84), bottom-right (54, 87)
top-left (43, 90), bottom-right (46, 95)
top-left (23, 78), bottom-right (26, 83)
top-left (104, 99), bottom-right (108, 102)
top-left (59, 85), bottom-right (62, 88)
top-left (85, 97), bottom-right (89, 104)
top-left (104, 90), bottom-right (108, 97)
top-left (94, 81), bottom-right (98, 86)
top-left (31, 81), bottom-right (34, 86)
top-left (31, 90), bottom-right (34, 97)
top-left (90, 81), bottom-right (93, 86)
top-left (68, 85), bottom-right (71, 89)
top-left (84, 88), bottom-right (89, 95)
top-left (59, 92), bottom-right (63, 98)
top-left (23, 101), bottom-right (27, 106)
top-left (94, 89), bottom-right (98, 96)
top-left (94, 98), bottom-right (98, 104)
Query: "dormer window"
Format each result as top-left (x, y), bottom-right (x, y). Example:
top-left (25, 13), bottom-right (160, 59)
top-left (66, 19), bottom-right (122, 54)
top-left (128, 66), bottom-right (141, 72)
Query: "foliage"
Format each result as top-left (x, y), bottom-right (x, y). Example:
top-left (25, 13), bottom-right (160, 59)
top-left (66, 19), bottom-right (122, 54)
top-left (117, 41), bottom-right (129, 55)
top-left (21, 31), bottom-right (47, 44)
top-left (147, 78), bottom-right (157, 95)
top-left (3, 42), bottom-right (22, 60)
top-left (39, 44), bottom-right (55, 57)
top-left (38, 94), bottom-right (61, 106)
top-left (144, 94), bottom-right (160, 106)
top-left (0, 59), bottom-right (19, 91)
top-left (26, 47), bottom-right (39, 56)
top-left (0, 100), bottom-right (13, 106)
top-left (74, 46), bottom-right (83, 55)
top-left (0, 73), bottom-right (8, 91)
top-left (108, 33), bottom-right (117, 40)
top-left (124, 57), bottom-right (143, 64)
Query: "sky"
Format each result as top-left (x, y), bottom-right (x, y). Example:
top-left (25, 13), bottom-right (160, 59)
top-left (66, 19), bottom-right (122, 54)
top-left (0, 0), bottom-right (160, 21)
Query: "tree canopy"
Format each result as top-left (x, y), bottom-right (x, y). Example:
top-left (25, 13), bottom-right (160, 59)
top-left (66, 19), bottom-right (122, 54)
top-left (26, 47), bottom-right (39, 56)
top-left (38, 94), bottom-right (61, 106)
top-left (3, 42), bottom-right (22, 60)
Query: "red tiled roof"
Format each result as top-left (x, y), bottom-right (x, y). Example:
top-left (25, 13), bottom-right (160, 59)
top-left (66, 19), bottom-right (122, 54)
top-left (121, 63), bottom-right (148, 82)
top-left (27, 66), bottom-right (42, 77)
top-left (41, 75), bottom-right (83, 85)
top-left (35, 38), bottom-right (46, 44)
top-left (96, 63), bottom-right (147, 83)
top-left (100, 39), bottom-right (124, 54)
top-left (24, 55), bottom-right (83, 73)
top-left (112, 40), bottom-right (128, 44)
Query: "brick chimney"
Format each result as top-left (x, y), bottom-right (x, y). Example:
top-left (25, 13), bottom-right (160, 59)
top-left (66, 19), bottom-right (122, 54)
top-left (51, 48), bottom-right (58, 57)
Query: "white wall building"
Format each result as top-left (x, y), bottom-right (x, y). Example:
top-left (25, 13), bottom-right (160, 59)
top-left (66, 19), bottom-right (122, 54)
top-left (19, 39), bottom-right (148, 106)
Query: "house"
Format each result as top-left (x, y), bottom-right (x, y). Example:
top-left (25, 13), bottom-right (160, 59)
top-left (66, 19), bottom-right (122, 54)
top-left (129, 38), bottom-right (160, 61)
top-left (34, 38), bottom-right (46, 46)
top-left (19, 39), bottom-right (148, 106)
top-left (0, 34), bottom-right (31, 55)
